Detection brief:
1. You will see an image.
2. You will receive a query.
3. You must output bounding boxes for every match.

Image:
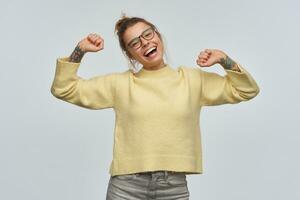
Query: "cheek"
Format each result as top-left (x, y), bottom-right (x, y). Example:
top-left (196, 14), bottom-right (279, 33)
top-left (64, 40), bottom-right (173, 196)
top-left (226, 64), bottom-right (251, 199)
top-left (159, 43), bottom-right (164, 52)
top-left (127, 49), bottom-right (138, 59)
top-left (158, 42), bottom-right (164, 56)
top-left (156, 38), bottom-right (164, 52)
top-left (129, 50), bottom-right (144, 61)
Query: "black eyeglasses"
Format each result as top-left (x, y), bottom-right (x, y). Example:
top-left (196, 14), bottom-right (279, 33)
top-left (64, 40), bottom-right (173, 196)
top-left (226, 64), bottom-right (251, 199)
top-left (127, 27), bottom-right (156, 49)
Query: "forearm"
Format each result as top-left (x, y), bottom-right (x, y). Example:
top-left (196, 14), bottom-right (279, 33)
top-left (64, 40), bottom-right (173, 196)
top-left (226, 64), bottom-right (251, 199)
top-left (69, 45), bottom-right (86, 63)
top-left (51, 56), bottom-right (116, 109)
top-left (200, 64), bottom-right (260, 106)
top-left (219, 55), bottom-right (241, 72)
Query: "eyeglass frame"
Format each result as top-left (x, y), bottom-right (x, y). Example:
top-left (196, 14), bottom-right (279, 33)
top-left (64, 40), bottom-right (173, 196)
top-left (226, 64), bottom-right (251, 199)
top-left (126, 27), bottom-right (157, 50)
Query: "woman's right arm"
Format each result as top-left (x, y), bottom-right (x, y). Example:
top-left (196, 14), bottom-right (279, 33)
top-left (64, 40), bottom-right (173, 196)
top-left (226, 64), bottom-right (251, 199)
top-left (50, 34), bottom-right (117, 110)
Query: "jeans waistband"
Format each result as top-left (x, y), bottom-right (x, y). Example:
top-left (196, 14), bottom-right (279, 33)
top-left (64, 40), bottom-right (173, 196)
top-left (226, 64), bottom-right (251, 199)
top-left (135, 170), bottom-right (184, 179)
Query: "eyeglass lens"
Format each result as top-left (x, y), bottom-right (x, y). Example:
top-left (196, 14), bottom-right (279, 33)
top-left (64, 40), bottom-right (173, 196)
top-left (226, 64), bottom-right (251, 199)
top-left (128, 28), bottom-right (155, 49)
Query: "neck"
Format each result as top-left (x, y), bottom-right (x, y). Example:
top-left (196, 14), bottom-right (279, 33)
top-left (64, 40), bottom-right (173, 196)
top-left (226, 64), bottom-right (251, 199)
top-left (135, 63), bottom-right (175, 78)
top-left (143, 60), bottom-right (166, 71)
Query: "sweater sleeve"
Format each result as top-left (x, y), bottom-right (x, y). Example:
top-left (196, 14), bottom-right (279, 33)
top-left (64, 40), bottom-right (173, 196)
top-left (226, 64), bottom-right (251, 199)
top-left (50, 57), bottom-right (116, 109)
top-left (199, 63), bottom-right (260, 106)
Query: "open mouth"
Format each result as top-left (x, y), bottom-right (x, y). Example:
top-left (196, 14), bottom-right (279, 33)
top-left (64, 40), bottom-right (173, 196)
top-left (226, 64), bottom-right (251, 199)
top-left (144, 47), bottom-right (157, 57)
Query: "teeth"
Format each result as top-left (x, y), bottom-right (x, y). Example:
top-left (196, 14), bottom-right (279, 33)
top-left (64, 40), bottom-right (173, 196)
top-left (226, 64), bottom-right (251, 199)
top-left (144, 47), bottom-right (156, 56)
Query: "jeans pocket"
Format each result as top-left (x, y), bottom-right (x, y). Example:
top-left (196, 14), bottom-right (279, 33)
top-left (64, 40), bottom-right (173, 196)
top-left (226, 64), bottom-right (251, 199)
top-left (167, 173), bottom-right (187, 186)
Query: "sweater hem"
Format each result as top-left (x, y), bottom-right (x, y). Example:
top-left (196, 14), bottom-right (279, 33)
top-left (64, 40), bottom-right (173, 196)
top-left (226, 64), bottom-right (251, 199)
top-left (109, 155), bottom-right (203, 176)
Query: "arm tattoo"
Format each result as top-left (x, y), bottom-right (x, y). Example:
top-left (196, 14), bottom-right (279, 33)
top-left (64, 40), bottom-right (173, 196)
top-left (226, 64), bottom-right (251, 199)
top-left (219, 55), bottom-right (241, 72)
top-left (69, 45), bottom-right (85, 63)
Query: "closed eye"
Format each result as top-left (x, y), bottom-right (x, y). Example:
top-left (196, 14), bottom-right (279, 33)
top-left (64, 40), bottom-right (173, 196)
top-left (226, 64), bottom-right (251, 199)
top-left (128, 38), bottom-right (140, 48)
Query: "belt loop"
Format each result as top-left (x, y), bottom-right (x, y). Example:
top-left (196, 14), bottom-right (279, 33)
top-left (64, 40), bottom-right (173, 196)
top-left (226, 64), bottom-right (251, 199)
top-left (164, 171), bottom-right (168, 180)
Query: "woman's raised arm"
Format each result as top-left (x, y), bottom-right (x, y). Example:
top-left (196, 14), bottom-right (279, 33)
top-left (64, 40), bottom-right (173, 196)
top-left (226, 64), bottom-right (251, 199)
top-left (196, 49), bottom-right (260, 106)
top-left (50, 33), bottom-right (117, 110)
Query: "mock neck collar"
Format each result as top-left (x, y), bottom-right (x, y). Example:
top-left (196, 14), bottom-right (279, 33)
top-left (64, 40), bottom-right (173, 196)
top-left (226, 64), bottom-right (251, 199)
top-left (134, 64), bottom-right (175, 78)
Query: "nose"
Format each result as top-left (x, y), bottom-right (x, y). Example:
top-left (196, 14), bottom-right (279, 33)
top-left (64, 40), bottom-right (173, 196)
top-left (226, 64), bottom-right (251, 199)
top-left (140, 37), bottom-right (149, 47)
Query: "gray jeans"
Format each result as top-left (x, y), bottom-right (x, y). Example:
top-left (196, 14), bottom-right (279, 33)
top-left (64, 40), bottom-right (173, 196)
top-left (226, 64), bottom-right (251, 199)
top-left (106, 171), bottom-right (190, 200)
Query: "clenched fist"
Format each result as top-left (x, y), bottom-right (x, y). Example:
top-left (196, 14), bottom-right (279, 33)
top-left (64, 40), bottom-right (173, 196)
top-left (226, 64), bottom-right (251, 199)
top-left (196, 49), bottom-right (227, 67)
top-left (77, 33), bottom-right (104, 53)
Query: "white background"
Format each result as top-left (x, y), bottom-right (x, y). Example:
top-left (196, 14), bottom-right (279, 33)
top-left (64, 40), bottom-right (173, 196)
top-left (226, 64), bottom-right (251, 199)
top-left (1, 0), bottom-right (299, 199)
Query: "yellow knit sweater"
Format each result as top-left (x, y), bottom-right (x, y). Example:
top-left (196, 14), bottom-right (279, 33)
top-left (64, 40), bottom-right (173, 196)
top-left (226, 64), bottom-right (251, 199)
top-left (51, 57), bottom-right (259, 176)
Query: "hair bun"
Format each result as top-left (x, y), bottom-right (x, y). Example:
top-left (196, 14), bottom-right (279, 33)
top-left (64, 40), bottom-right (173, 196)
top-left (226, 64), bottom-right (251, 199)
top-left (115, 13), bottom-right (130, 35)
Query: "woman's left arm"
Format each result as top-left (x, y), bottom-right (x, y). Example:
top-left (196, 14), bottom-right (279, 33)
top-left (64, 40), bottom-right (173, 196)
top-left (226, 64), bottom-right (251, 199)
top-left (196, 49), bottom-right (260, 106)
top-left (197, 49), bottom-right (241, 72)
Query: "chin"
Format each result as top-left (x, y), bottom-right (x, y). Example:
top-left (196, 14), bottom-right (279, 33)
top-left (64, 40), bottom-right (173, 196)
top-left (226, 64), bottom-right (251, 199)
top-left (142, 53), bottom-right (164, 67)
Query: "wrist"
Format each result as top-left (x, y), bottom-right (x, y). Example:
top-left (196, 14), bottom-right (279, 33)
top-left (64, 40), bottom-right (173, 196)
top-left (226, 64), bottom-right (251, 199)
top-left (69, 45), bottom-right (86, 63)
top-left (217, 52), bottom-right (227, 65)
top-left (219, 55), bottom-right (237, 70)
top-left (77, 43), bottom-right (87, 53)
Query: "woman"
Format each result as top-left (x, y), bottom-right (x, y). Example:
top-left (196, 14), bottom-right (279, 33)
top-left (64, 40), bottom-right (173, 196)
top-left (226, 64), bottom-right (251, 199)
top-left (51, 15), bottom-right (259, 200)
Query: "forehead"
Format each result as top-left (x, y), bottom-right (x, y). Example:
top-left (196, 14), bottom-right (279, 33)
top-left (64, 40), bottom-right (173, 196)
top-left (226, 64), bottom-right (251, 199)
top-left (123, 22), bottom-right (151, 43)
